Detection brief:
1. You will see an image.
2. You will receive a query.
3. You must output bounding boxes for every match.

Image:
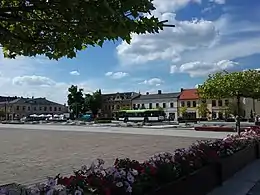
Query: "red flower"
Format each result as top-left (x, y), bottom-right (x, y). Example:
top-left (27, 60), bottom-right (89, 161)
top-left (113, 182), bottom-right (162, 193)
top-left (149, 165), bottom-right (157, 175)
top-left (104, 188), bottom-right (111, 195)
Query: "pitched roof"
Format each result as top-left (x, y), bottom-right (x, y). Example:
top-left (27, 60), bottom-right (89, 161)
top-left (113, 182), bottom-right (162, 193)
top-left (0, 97), bottom-right (64, 106)
top-left (133, 92), bottom-right (180, 100)
top-left (179, 89), bottom-right (199, 100)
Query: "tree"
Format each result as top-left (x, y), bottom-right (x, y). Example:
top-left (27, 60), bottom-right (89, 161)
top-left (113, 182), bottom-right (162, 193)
top-left (84, 90), bottom-right (102, 116)
top-left (178, 106), bottom-right (187, 117)
top-left (67, 85), bottom-right (84, 118)
top-left (225, 100), bottom-right (244, 117)
top-left (197, 102), bottom-right (209, 118)
top-left (198, 70), bottom-right (260, 135)
top-left (0, 0), bottom-right (174, 60)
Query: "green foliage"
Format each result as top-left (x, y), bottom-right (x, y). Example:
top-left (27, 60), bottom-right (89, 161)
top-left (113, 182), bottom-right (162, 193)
top-left (198, 70), bottom-right (260, 99)
top-left (0, 110), bottom-right (5, 117)
top-left (178, 106), bottom-right (187, 115)
top-left (95, 119), bottom-right (112, 124)
top-left (120, 105), bottom-right (131, 110)
top-left (0, 0), bottom-right (173, 60)
top-left (67, 85), bottom-right (84, 118)
top-left (84, 90), bottom-right (102, 116)
top-left (197, 102), bottom-right (209, 118)
top-left (225, 100), bottom-right (244, 117)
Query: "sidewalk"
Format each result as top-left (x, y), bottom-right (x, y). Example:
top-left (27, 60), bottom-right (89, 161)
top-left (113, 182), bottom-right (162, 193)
top-left (208, 159), bottom-right (260, 195)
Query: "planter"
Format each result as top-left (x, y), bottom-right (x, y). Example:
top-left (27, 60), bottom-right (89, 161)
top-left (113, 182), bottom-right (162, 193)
top-left (194, 126), bottom-right (248, 132)
top-left (149, 164), bottom-right (219, 195)
top-left (218, 144), bottom-right (256, 182)
top-left (195, 126), bottom-right (235, 132)
top-left (255, 141), bottom-right (260, 159)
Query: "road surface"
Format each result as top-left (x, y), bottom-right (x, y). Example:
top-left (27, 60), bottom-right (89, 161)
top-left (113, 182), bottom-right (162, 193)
top-left (0, 124), bottom-right (230, 186)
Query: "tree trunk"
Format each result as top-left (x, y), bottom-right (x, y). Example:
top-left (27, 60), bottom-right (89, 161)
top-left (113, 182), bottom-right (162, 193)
top-left (253, 98), bottom-right (256, 114)
top-left (236, 96), bottom-right (241, 135)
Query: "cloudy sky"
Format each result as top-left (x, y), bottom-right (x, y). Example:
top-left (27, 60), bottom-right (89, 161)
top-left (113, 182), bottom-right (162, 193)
top-left (0, 0), bottom-right (259, 104)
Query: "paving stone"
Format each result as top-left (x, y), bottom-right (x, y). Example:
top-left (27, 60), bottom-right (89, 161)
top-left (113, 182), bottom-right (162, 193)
top-left (0, 127), bottom-right (208, 185)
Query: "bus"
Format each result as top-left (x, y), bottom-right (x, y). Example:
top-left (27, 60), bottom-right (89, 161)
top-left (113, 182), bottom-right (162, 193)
top-left (116, 109), bottom-right (166, 122)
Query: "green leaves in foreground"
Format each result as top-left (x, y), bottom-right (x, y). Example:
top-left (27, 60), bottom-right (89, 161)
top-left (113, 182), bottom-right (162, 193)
top-left (0, 0), bottom-right (173, 60)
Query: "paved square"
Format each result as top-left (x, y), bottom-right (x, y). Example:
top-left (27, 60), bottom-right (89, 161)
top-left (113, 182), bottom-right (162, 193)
top-left (0, 126), bottom-right (211, 185)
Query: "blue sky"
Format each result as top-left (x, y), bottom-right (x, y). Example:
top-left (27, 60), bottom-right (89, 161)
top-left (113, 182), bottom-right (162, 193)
top-left (1, 0), bottom-right (260, 104)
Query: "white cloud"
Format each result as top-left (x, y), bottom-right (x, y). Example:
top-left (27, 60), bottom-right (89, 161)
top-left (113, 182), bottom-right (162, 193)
top-left (117, 12), bottom-right (218, 66)
top-left (153, 0), bottom-right (201, 13)
top-left (105, 71), bottom-right (129, 79)
top-left (171, 60), bottom-right (238, 77)
top-left (70, 70), bottom-right (80, 76)
top-left (210, 0), bottom-right (225, 4)
top-left (139, 78), bottom-right (164, 86)
top-left (0, 75), bottom-right (95, 104)
top-left (116, 9), bottom-right (260, 77)
top-left (12, 75), bottom-right (55, 86)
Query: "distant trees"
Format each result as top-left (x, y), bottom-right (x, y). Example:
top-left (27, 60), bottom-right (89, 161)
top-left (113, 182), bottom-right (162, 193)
top-left (178, 106), bottom-right (187, 117)
top-left (67, 85), bottom-right (102, 118)
top-left (197, 102), bottom-right (209, 118)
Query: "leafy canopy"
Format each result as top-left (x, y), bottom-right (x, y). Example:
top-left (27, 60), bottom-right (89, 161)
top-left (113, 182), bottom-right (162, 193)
top-left (67, 85), bottom-right (85, 117)
top-left (0, 0), bottom-right (173, 60)
top-left (198, 70), bottom-right (260, 99)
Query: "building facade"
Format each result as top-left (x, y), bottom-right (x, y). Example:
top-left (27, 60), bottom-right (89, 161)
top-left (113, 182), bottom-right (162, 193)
top-left (131, 90), bottom-right (180, 120)
top-left (101, 92), bottom-right (139, 117)
top-left (0, 97), bottom-right (68, 120)
top-left (178, 88), bottom-right (200, 119)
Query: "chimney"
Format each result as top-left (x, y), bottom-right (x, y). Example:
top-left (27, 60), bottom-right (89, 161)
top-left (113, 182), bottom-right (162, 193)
top-left (146, 92), bottom-right (149, 95)
top-left (158, 90), bottom-right (162, 94)
top-left (181, 88), bottom-right (184, 92)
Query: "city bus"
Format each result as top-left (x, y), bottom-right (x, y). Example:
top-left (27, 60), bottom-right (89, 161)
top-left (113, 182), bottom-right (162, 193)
top-left (116, 109), bottom-right (166, 122)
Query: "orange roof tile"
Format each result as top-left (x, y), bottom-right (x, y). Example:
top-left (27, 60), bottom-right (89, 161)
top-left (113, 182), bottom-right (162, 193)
top-left (179, 89), bottom-right (199, 100)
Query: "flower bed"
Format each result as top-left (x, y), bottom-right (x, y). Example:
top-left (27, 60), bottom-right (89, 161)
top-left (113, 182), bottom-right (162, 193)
top-left (194, 126), bottom-right (249, 132)
top-left (1, 127), bottom-right (260, 195)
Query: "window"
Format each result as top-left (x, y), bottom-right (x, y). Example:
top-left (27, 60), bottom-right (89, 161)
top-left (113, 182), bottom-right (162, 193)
top-left (49, 107), bottom-right (52, 111)
top-left (141, 104), bottom-right (145, 109)
top-left (137, 104), bottom-right (140, 109)
top-left (156, 103), bottom-right (159, 108)
top-left (34, 107), bottom-right (36, 111)
top-left (28, 106), bottom-right (30, 111)
top-left (112, 105), bottom-right (114, 110)
top-left (170, 102), bottom-right (174, 108)
top-left (187, 101), bottom-right (191, 107)
top-left (39, 107), bottom-right (42, 111)
top-left (218, 100), bottom-right (223, 107)
top-left (225, 100), bottom-right (229, 106)
top-left (44, 107), bottom-right (47, 111)
top-left (212, 111), bottom-right (217, 119)
top-left (16, 106), bottom-right (19, 111)
top-left (108, 105), bottom-right (111, 110)
top-left (54, 107), bottom-right (57, 111)
top-left (181, 101), bottom-right (185, 107)
top-left (22, 106), bottom-right (26, 111)
top-left (163, 103), bottom-right (166, 108)
top-left (192, 101), bottom-right (196, 107)
top-left (133, 104), bottom-right (136, 109)
top-left (212, 100), bottom-right (216, 107)
top-left (149, 103), bottom-right (152, 109)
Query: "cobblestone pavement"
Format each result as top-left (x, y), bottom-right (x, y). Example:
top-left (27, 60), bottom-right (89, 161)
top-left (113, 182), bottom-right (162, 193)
top-left (0, 127), bottom-right (213, 186)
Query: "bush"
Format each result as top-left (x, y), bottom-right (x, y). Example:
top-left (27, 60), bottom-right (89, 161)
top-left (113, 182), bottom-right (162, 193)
top-left (97, 117), bottom-right (115, 121)
top-left (95, 120), bottom-right (112, 123)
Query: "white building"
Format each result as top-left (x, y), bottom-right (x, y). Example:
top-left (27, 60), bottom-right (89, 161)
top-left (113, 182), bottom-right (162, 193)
top-left (131, 90), bottom-right (180, 120)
